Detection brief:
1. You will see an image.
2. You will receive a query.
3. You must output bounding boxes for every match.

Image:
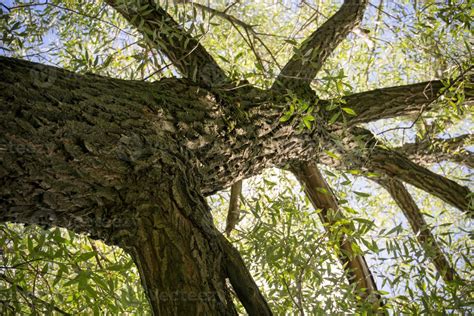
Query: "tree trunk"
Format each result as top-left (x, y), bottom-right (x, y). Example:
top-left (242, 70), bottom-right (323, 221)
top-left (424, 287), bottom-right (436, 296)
top-left (0, 50), bottom-right (471, 313)
top-left (0, 56), bottom-right (274, 315)
top-left (120, 170), bottom-right (237, 315)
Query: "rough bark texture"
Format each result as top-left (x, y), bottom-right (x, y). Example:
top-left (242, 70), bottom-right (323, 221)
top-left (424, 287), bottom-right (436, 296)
top-left (1, 52), bottom-right (471, 314)
top-left (0, 57), bottom-right (317, 200)
top-left (396, 134), bottom-right (473, 168)
top-left (377, 178), bottom-right (459, 283)
top-left (290, 163), bottom-right (380, 304)
top-left (104, 0), bottom-right (228, 87)
top-left (1, 1), bottom-right (472, 313)
top-left (273, 0), bottom-right (368, 91)
top-left (0, 56), bottom-right (273, 315)
top-left (123, 170), bottom-right (237, 315)
top-left (367, 148), bottom-right (472, 216)
top-left (342, 80), bottom-right (445, 124)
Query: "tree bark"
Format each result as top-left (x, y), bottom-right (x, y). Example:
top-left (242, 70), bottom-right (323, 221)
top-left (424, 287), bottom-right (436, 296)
top-left (367, 148), bottom-right (472, 216)
top-left (0, 56), bottom-right (274, 314)
top-left (341, 80), bottom-right (445, 124)
top-left (225, 180), bottom-right (243, 236)
top-left (1, 55), bottom-right (471, 314)
top-left (121, 172), bottom-right (237, 315)
top-left (290, 162), bottom-right (381, 307)
top-left (376, 178), bottom-right (459, 283)
top-left (340, 77), bottom-right (473, 125)
top-left (395, 134), bottom-right (473, 168)
top-left (0, 56), bottom-right (323, 198)
top-left (121, 167), bottom-right (271, 315)
top-left (273, 0), bottom-right (368, 91)
top-left (105, 0), bottom-right (228, 87)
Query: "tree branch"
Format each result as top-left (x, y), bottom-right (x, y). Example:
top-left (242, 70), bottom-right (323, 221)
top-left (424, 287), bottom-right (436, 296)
top-left (225, 180), bottom-right (243, 236)
top-left (218, 235), bottom-right (273, 316)
top-left (290, 162), bottom-right (382, 309)
top-left (273, 0), bottom-right (367, 91)
top-left (341, 80), bottom-right (444, 124)
top-left (375, 178), bottom-right (459, 283)
top-left (395, 134), bottom-right (473, 168)
top-left (367, 147), bottom-right (472, 216)
top-left (105, 0), bottom-right (228, 86)
top-left (340, 74), bottom-right (473, 125)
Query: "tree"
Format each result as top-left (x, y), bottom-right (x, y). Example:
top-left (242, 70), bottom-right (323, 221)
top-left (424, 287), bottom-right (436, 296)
top-left (0, 0), bottom-right (472, 314)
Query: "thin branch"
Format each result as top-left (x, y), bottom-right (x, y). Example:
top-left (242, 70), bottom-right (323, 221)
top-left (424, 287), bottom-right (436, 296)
top-left (105, 0), bottom-right (228, 87)
top-left (290, 162), bottom-right (382, 309)
top-left (376, 177), bottom-right (460, 283)
top-left (176, 0), bottom-right (282, 72)
top-left (3, 2), bottom-right (134, 36)
top-left (225, 180), bottom-right (243, 236)
top-left (363, 0), bottom-right (384, 88)
top-left (273, 0), bottom-right (368, 91)
top-left (175, 0), bottom-right (257, 32)
top-left (0, 274), bottom-right (72, 315)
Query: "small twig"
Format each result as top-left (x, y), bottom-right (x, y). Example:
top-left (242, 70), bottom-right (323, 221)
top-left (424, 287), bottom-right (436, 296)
top-left (1, 274), bottom-right (72, 315)
top-left (3, 1), bottom-right (134, 36)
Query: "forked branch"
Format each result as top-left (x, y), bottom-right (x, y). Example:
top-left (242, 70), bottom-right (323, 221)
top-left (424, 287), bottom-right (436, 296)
top-left (376, 178), bottom-right (459, 283)
top-left (273, 0), bottom-right (367, 91)
top-left (105, 0), bottom-right (228, 86)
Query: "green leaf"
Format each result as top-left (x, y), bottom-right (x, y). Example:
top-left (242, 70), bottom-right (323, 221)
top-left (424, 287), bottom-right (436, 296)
top-left (76, 251), bottom-right (97, 262)
top-left (341, 107), bottom-right (356, 116)
top-left (329, 112), bottom-right (340, 124)
top-left (353, 191), bottom-right (370, 198)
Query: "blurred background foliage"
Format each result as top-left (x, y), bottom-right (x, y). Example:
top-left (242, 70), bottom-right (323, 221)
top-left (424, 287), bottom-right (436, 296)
top-left (0, 0), bottom-right (472, 314)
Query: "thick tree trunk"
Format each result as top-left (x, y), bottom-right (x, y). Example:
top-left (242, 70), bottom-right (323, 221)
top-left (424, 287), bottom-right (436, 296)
top-left (0, 54), bottom-right (471, 314)
top-left (0, 57), bottom-right (275, 314)
top-left (119, 170), bottom-right (237, 315)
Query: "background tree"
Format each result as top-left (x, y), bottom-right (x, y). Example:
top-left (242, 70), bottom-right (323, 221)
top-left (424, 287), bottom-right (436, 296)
top-left (0, 0), bottom-right (472, 314)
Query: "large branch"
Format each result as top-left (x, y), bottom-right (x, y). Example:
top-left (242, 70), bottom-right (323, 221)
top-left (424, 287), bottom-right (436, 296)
top-left (376, 178), bottom-right (459, 283)
top-left (341, 80), bottom-right (444, 124)
top-left (105, 0), bottom-right (228, 86)
top-left (290, 162), bottom-right (382, 309)
top-left (367, 147), bottom-right (472, 216)
top-left (395, 134), bottom-right (473, 168)
top-left (340, 76), bottom-right (473, 125)
top-left (273, 0), bottom-right (367, 91)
